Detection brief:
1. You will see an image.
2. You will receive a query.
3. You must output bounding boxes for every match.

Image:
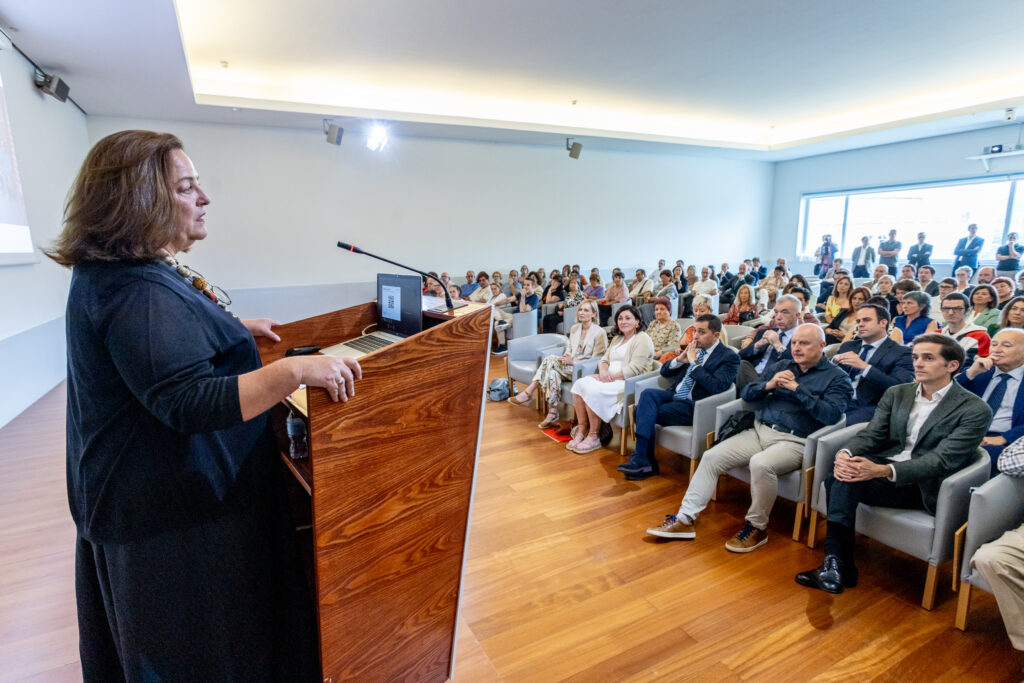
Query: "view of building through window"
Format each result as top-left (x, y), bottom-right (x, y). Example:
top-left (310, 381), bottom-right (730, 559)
top-left (799, 178), bottom-right (1021, 264)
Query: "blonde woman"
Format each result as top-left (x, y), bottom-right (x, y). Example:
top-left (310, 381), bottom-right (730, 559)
top-left (509, 301), bottom-right (608, 428)
top-left (722, 284), bottom-right (757, 324)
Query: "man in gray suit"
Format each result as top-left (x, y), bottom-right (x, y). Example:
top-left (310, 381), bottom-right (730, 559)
top-left (796, 333), bottom-right (991, 594)
top-left (851, 236), bottom-right (876, 278)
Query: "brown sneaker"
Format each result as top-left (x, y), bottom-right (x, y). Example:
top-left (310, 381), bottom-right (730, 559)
top-left (646, 514), bottom-right (695, 539)
top-left (725, 522), bottom-right (767, 553)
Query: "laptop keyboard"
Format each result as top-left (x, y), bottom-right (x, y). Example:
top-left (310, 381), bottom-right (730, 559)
top-left (342, 335), bottom-right (395, 354)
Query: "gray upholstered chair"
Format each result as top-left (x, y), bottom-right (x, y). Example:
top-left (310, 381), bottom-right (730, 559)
top-left (721, 325), bottom-right (751, 349)
top-left (505, 333), bottom-right (568, 409)
top-left (807, 423), bottom-right (991, 610)
top-left (714, 398), bottom-right (844, 541)
top-left (954, 474), bottom-right (1024, 631)
top-left (557, 306), bottom-right (578, 335)
top-left (630, 378), bottom-right (735, 479)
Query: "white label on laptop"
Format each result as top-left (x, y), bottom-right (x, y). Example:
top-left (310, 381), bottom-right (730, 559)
top-left (381, 285), bottom-right (401, 321)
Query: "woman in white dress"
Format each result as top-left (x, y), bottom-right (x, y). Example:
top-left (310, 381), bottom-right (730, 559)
top-left (508, 302), bottom-right (608, 428)
top-left (568, 305), bottom-right (656, 454)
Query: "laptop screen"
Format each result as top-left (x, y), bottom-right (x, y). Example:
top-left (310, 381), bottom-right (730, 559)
top-left (376, 273), bottom-right (423, 337)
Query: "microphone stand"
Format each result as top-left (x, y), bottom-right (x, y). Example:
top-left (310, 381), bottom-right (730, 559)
top-left (337, 241), bottom-right (467, 311)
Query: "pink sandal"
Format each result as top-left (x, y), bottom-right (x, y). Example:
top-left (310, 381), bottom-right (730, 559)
top-left (573, 434), bottom-right (603, 454)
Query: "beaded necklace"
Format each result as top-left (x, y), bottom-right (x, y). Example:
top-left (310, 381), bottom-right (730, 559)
top-left (161, 253), bottom-right (238, 319)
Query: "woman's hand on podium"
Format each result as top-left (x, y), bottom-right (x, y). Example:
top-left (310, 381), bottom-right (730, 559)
top-left (296, 356), bottom-right (363, 402)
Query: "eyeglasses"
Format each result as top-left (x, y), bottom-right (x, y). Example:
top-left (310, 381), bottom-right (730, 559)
top-left (940, 307), bottom-right (965, 313)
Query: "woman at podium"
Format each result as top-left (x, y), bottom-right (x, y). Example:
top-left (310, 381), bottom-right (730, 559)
top-left (47, 130), bottom-right (359, 681)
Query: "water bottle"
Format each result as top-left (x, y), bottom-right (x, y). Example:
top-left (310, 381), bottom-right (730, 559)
top-left (286, 410), bottom-right (308, 460)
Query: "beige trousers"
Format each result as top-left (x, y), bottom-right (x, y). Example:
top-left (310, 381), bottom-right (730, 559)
top-left (973, 523), bottom-right (1024, 650)
top-left (678, 420), bottom-right (805, 529)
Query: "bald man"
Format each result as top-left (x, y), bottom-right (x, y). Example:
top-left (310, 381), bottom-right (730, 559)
top-left (648, 324), bottom-right (852, 553)
top-left (958, 328), bottom-right (1024, 475)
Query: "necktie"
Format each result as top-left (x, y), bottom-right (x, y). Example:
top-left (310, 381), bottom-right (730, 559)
top-left (675, 348), bottom-right (708, 401)
top-left (851, 343), bottom-right (872, 380)
top-left (986, 372), bottom-right (1011, 420)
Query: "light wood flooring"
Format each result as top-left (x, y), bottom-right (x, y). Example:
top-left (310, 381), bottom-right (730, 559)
top-left (2, 377), bottom-right (1022, 682)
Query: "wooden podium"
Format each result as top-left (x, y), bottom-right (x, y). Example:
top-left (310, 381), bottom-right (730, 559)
top-left (257, 301), bottom-right (492, 681)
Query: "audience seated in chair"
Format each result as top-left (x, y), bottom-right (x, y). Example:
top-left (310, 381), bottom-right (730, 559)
top-left (647, 297), bottom-right (682, 362)
top-left (890, 291), bottom-right (939, 345)
top-left (722, 284), bottom-right (758, 325)
top-left (568, 306), bottom-right (656, 454)
top-left (938, 292), bottom-right (990, 365)
top-left (584, 272), bottom-right (605, 300)
top-left (459, 269), bottom-right (480, 298)
top-left (832, 303), bottom-right (914, 425)
top-left (628, 268), bottom-right (654, 303)
top-left (509, 301), bottom-right (608, 428)
top-left (619, 314), bottom-right (739, 481)
top-left (958, 328), bottom-right (1024, 476)
top-left (598, 271), bottom-right (630, 326)
top-left (796, 334), bottom-right (990, 595)
top-left (651, 269), bottom-right (679, 303)
top-left (969, 284), bottom-right (1001, 336)
top-left (647, 324), bottom-right (851, 552)
top-left (999, 296), bottom-right (1024, 332)
top-left (825, 285), bottom-right (868, 344)
top-left (493, 277), bottom-right (539, 353)
top-left (542, 276), bottom-right (585, 333)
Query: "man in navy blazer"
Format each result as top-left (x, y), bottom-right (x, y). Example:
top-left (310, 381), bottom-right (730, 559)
top-left (620, 315), bottom-right (739, 480)
top-left (958, 328), bottom-right (1024, 475)
top-left (739, 295), bottom-right (800, 371)
top-left (832, 303), bottom-right (915, 425)
top-left (952, 223), bottom-right (985, 276)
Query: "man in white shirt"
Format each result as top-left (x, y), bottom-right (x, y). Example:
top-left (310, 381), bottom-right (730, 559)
top-left (796, 333), bottom-right (991, 594)
top-left (628, 268), bottom-right (654, 302)
top-left (691, 266), bottom-right (719, 298)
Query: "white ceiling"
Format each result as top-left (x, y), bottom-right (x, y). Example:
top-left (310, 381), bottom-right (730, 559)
top-left (3, 1), bottom-right (1024, 160)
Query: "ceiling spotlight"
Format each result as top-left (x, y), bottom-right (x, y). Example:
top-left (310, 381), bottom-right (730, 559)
top-left (367, 125), bottom-right (388, 152)
top-left (323, 119), bottom-right (344, 145)
top-left (566, 137), bottom-right (581, 159)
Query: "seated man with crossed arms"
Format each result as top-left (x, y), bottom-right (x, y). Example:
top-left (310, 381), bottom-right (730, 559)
top-left (647, 324), bottom-right (851, 553)
top-left (796, 334), bottom-right (990, 594)
top-left (958, 328), bottom-right (1024, 476)
top-left (619, 315), bottom-right (740, 481)
top-left (832, 303), bottom-right (914, 425)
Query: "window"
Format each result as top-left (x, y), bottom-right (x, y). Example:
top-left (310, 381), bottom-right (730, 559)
top-left (0, 73), bottom-right (34, 266)
top-left (798, 177), bottom-right (1024, 265)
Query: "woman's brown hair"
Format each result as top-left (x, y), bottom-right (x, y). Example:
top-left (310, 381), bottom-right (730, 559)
top-left (46, 130), bottom-right (185, 266)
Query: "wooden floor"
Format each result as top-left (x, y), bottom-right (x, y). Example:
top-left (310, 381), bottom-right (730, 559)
top-left (2, 378), bottom-right (1022, 681)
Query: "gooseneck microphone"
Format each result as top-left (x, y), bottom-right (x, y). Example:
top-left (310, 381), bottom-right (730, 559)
top-left (337, 241), bottom-right (466, 311)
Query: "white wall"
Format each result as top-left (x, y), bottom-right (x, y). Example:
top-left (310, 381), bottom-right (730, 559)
top-left (0, 48), bottom-right (89, 428)
top-left (770, 124), bottom-right (1024, 270)
top-left (87, 116), bottom-right (774, 295)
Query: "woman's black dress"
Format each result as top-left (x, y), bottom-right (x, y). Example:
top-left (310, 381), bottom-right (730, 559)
top-left (65, 260), bottom-right (318, 681)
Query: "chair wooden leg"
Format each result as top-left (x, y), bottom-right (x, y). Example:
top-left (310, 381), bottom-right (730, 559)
top-left (711, 476), bottom-right (719, 502)
top-left (807, 509), bottom-right (819, 549)
top-left (954, 582), bottom-right (972, 631)
top-left (505, 357), bottom-right (511, 394)
top-left (952, 522), bottom-right (967, 593)
top-left (803, 466), bottom-right (814, 518)
top-left (922, 563), bottom-right (939, 611)
top-left (689, 457), bottom-right (697, 480)
top-left (792, 503), bottom-right (804, 542)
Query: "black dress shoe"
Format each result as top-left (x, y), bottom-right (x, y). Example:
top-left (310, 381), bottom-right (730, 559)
top-left (624, 467), bottom-right (659, 481)
top-left (795, 555), bottom-right (849, 594)
top-left (619, 457), bottom-right (656, 474)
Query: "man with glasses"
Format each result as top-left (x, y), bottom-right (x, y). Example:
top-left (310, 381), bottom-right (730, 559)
top-left (938, 292), bottom-right (991, 367)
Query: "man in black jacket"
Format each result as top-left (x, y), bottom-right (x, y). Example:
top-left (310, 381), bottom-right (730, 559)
top-left (648, 325), bottom-right (852, 552)
top-left (833, 304), bottom-right (915, 424)
top-left (620, 315), bottom-right (740, 480)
